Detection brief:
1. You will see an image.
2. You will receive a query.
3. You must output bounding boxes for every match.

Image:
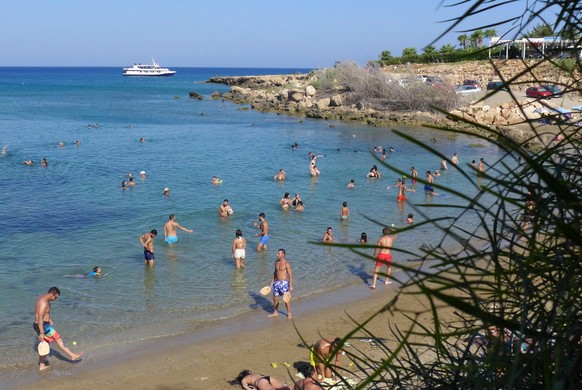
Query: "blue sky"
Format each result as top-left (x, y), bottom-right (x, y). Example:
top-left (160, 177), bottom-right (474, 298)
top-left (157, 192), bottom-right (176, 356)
top-left (0, 1), bottom-right (537, 68)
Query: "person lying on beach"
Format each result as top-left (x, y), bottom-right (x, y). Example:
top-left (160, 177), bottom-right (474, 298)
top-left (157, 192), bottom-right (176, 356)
top-left (64, 266), bottom-right (102, 278)
top-left (293, 365), bottom-right (324, 389)
top-left (236, 369), bottom-right (291, 390)
top-left (310, 337), bottom-right (344, 381)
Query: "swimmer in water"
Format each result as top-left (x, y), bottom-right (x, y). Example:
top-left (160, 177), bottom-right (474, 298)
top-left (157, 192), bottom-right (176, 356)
top-left (359, 232), bottom-right (368, 244)
top-left (23, 160), bottom-right (34, 166)
top-left (347, 179), bottom-right (355, 189)
top-left (41, 158), bottom-right (48, 168)
top-left (212, 176), bottom-right (223, 184)
top-left (65, 266), bottom-right (102, 278)
top-left (1, 145), bottom-right (7, 155)
top-left (406, 213), bottom-right (414, 224)
top-left (231, 229), bottom-right (247, 269)
top-left (323, 227), bottom-right (334, 242)
top-left (274, 169), bottom-right (286, 181)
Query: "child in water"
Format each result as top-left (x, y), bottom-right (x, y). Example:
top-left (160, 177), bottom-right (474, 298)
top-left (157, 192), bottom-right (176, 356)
top-left (65, 266), bottom-right (102, 278)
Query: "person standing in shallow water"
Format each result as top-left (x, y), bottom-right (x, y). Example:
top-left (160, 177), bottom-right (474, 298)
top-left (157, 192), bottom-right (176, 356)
top-left (164, 214), bottom-right (193, 244)
top-left (34, 287), bottom-right (83, 370)
top-left (269, 248), bottom-right (293, 319)
top-left (139, 229), bottom-right (157, 266)
top-left (370, 226), bottom-right (397, 288)
top-left (232, 229), bottom-right (247, 269)
top-left (340, 202), bottom-right (350, 220)
top-left (254, 213), bottom-right (269, 251)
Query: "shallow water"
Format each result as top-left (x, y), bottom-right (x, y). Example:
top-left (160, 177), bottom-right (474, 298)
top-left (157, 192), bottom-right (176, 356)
top-left (0, 67), bottom-right (507, 378)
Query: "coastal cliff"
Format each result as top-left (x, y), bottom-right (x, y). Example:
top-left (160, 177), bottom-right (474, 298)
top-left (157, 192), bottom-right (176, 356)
top-left (207, 60), bottom-right (581, 149)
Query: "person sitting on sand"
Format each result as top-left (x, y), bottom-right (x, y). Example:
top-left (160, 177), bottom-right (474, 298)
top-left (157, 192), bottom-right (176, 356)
top-left (323, 227), bottom-right (333, 242)
top-left (310, 337), bottom-right (344, 381)
top-left (236, 369), bottom-right (291, 390)
top-left (293, 365), bottom-right (324, 390)
top-left (274, 169), bottom-right (286, 181)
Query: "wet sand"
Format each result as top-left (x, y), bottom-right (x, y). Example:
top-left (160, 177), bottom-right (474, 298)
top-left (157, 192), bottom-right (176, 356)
top-left (11, 278), bottom-right (449, 390)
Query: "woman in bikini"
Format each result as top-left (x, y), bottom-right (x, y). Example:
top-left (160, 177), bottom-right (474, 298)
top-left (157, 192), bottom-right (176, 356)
top-left (237, 370), bottom-right (290, 390)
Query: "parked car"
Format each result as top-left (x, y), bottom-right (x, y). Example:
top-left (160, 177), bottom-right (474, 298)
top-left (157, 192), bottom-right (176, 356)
top-left (456, 85), bottom-right (482, 95)
top-left (541, 84), bottom-right (564, 97)
top-left (463, 79), bottom-right (480, 87)
top-left (486, 81), bottom-right (509, 91)
top-left (526, 86), bottom-right (552, 99)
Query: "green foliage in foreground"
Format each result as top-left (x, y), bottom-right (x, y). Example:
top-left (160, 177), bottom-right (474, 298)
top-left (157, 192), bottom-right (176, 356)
top-left (303, 1), bottom-right (582, 388)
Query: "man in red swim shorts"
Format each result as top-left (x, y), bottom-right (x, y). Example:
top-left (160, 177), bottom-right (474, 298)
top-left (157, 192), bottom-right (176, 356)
top-left (370, 226), bottom-right (397, 289)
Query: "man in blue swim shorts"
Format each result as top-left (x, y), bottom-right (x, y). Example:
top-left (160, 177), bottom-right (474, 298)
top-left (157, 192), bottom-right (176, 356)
top-left (425, 170), bottom-right (434, 192)
top-left (255, 213), bottom-right (269, 252)
top-left (164, 214), bottom-right (193, 244)
top-left (268, 248), bottom-right (293, 319)
top-left (139, 229), bottom-right (157, 266)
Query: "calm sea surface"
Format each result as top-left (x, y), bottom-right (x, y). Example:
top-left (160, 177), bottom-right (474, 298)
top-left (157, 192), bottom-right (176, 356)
top-left (0, 67), bottom-right (506, 379)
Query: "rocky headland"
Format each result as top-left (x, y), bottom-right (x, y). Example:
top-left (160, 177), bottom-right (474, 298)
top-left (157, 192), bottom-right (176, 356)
top-left (207, 60), bottom-right (581, 149)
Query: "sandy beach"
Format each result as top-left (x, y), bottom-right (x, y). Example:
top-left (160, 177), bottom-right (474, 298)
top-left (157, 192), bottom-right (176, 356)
top-left (12, 278), bottom-right (446, 390)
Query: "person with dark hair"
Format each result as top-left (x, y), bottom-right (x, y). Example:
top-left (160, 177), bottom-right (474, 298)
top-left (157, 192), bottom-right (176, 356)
top-left (370, 226), bottom-right (397, 288)
top-left (254, 213), bottom-right (269, 251)
top-left (218, 199), bottom-right (233, 217)
top-left (164, 214), bottom-right (193, 244)
top-left (424, 171), bottom-right (434, 192)
top-left (340, 202), bottom-right (350, 221)
top-left (34, 287), bottom-right (82, 370)
top-left (269, 248), bottom-right (293, 319)
top-left (293, 365), bottom-right (324, 389)
top-left (232, 229), bottom-right (247, 269)
top-left (274, 168), bottom-right (286, 181)
top-left (310, 337), bottom-right (345, 381)
top-left (359, 232), bottom-right (368, 244)
top-left (139, 229), bottom-right (158, 266)
top-left (280, 192), bottom-right (292, 210)
top-left (406, 213), bottom-right (414, 224)
top-left (236, 369), bottom-right (290, 390)
top-left (323, 227), bottom-right (333, 242)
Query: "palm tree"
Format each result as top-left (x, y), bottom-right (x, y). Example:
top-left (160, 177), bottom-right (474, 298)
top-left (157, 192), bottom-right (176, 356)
top-left (457, 34), bottom-right (469, 49)
top-left (422, 45), bottom-right (438, 63)
top-left (470, 29), bottom-right (484, 47)
top-left (401, 47), bottom-right (419, 63)
top-left (484, 28), bottom-right (497, 46)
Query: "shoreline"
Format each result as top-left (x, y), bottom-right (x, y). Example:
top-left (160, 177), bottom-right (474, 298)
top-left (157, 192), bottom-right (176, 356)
top-left (7, 279), bottom-right (403, 389)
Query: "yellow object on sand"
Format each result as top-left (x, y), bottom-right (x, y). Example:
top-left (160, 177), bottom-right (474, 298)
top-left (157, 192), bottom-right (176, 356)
top-left (281, 362), bottom-right (291, 367)
top-left (271, 362), bottom-right (278, 368)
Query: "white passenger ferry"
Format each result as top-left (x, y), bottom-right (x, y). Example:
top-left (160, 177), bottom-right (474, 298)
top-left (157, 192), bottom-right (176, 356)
top-left (122, 59), bottom-right (176, 77)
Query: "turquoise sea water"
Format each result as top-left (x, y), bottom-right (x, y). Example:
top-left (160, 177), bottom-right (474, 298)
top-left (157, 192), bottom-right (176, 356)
top-left (0, 67), bottom-right (506, 380)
